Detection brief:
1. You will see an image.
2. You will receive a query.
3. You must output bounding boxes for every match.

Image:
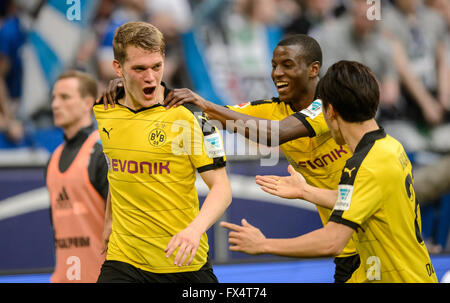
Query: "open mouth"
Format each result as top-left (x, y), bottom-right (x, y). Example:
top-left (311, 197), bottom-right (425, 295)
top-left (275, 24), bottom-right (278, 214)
top-left (275, 81), bottom-right (289, 90)
top-left (143, 87), bottom-right (156, 97)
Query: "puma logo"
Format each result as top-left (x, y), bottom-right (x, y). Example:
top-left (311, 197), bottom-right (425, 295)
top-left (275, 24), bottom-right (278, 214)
top-left (102, 127), bottom-right (113, 139)
top-left (344, 167), bottom-right (356, 178)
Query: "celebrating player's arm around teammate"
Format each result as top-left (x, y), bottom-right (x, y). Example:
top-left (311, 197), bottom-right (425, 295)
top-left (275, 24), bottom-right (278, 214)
top-left (93, 21), bottom-right (232, 283)
top-left (98, 35), bottom-right (321, 146)
top-left (223, 61), bottom-right (438, 283)
top-left (163, 35), bottom-right (362, 283)
top-left (98, 35), bottom-right (361, 283)
top-left (46, 70), bottom-right (108, 283)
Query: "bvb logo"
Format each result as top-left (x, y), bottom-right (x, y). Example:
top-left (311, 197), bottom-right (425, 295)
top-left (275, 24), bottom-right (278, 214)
top-left (149, 127), bottom-right (167, 147)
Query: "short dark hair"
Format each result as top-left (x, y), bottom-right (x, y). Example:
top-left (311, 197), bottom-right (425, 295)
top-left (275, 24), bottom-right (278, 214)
top-left (316, 60), bottom-right (379, 122)
top-left (277, 34), bottom-right (322, 66)
top-left (57, 70), bottom-right (98, 99)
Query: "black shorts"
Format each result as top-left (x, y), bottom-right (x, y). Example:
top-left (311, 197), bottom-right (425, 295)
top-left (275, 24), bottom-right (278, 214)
top-left (97, 260), bottom-right (218, 283)
top-left (333, 254), bottom-right (361, 283)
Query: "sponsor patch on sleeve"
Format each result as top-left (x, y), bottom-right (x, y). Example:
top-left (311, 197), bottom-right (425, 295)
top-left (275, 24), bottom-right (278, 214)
top-left (334, 184), bottom-right (353, 211)
top-left (300, 99), bottom-right (322, 119)
top-left (204, 132), bottom-right (225, 158)
top-left (233, 102), bottom-right (250, 109)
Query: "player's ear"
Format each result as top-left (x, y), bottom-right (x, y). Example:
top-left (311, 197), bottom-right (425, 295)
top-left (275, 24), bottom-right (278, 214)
top-left (328, 103), bottom-right (335, 116)
top-left (84, 96), bottom-right (95, 108)
top-left (330, 104), bottom-right (340, 122)
top-left (112, 59), bottom-right (123, 78)
top-left (308, 61), bottom-right (320, 78)
top-left (323, 103), bottom-right (336, 121)
top-left (82, 96), bottom-right (95, 112)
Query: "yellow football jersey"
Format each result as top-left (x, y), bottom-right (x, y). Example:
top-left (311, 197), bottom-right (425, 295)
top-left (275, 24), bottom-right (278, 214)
top-left (227, 99), bottom-right (356, 258)
top-left (329, 128), bottom-right (438, 283)
top-left (93, 102), bottom-right (226, 273)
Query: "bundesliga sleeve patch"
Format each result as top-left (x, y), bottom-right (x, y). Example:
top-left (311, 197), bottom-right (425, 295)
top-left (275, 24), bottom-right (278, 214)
top-left (334, 184), bottom-right (353, 211)
top-left (204, 132), bottom-right (225, 158)
top-left (300, 99), bottom-right (322, 119)
top-left (233, 102), bottom-right (250, 109)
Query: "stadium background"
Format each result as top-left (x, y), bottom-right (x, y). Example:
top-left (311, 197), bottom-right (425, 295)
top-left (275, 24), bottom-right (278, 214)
top-left (0, 0), bottom-right (449, 282)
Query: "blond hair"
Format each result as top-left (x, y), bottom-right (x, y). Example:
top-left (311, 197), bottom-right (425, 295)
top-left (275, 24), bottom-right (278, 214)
top-left (113, 21), bottom-right (165, 64)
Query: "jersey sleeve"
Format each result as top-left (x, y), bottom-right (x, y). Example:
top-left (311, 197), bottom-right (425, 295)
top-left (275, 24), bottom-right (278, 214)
top-left (291, 100), bottom-right (329, 137)
top-left (329, 166), bottom-right (382, 230)
top-left (183, 105), bottom-right (227, 173)
top-left (225, 99), bottom-right (276, 119)
top-left (88, 141), bottom-right (109, 201)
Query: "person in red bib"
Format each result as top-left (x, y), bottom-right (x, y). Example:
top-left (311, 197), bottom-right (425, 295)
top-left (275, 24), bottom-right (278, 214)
top-left (45, 70), bottom-right (108, 283)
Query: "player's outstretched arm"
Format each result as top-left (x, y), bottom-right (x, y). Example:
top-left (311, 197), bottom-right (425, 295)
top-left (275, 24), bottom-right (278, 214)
top-left (256, 165), bottom-right (338, 209)
top-left (163, 88), bottom-right (310, 145)
top-left (165, 167), bottom-right (232, 267)
top-left (220, 219), bottom-right (353, 258)
top-left (164, 88), bottom-right (263, 133)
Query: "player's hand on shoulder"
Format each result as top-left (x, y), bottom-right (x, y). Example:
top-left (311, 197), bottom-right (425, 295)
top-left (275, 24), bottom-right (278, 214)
top-left (163, 88), bottom-right (208, 110)
top-left (96, 78), bottom-right (124, 109)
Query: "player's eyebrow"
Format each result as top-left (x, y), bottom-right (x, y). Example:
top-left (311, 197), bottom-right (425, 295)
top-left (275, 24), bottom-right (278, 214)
top-left (152, 61), bottom-right (163, 68)
top-left (52, 93), bottom-right (70, 99)
top-left (132, 61), bottom-right (163, 69)
top-left (272, 58), bottom-right (295, 66)
top-left (131, 64), bottom-right (147, 69)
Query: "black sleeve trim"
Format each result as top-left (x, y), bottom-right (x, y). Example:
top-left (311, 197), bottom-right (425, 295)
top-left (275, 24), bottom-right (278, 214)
top-left (197, 158), bottom-right (226, 173)
top-left (88, 142), bottom-right (109, 201)
top-left (182, 102), bottom-right (203, 115)
top-left (329, 210), bottom-right (360, 231)
top-left (249, 99), bottom-right (274, 106)
top-left (182, 103), bottom-right (219, 136)
top-left (224, 99), bottom-right (273, 109)
top-left (292, 112), bottom-right (316, 138)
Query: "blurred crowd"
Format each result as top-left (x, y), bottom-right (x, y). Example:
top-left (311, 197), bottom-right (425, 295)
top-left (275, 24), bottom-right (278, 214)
top-left (0, 0), bottom-right (449, 250)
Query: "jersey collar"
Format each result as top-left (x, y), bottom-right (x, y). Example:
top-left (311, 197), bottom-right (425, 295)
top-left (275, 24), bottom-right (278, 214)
top-left (354, 127), bottom-right (387, 154)
top-left (272, 97), bottom-right (304, 113)
top-left (118, 82), bottom-right (172, 114)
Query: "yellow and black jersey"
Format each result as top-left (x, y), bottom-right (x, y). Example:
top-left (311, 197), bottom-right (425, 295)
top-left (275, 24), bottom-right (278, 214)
top-left (227, 98), bottom-right (356, 258)
top-left (93, 98), bottom-right (226, 274)
top-left (329, 128), bottom-right (438, 283)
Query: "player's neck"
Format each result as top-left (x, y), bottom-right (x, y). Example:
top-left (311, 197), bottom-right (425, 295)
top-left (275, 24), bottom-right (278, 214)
top-left (291, 79), bottom-right (318, 112)
top-left (339, 119), bottom-right (379, 153)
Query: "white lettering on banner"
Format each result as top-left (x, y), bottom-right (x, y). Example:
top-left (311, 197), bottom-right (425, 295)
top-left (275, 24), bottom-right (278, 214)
top-left (441, 270), bottom-right (450, 283)
top-left (366, 0), bottom-right (381, 21)
top-left (66, 0), bottom-right (81, 21)
top-left (66, 256), bottom-right (81, 281)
